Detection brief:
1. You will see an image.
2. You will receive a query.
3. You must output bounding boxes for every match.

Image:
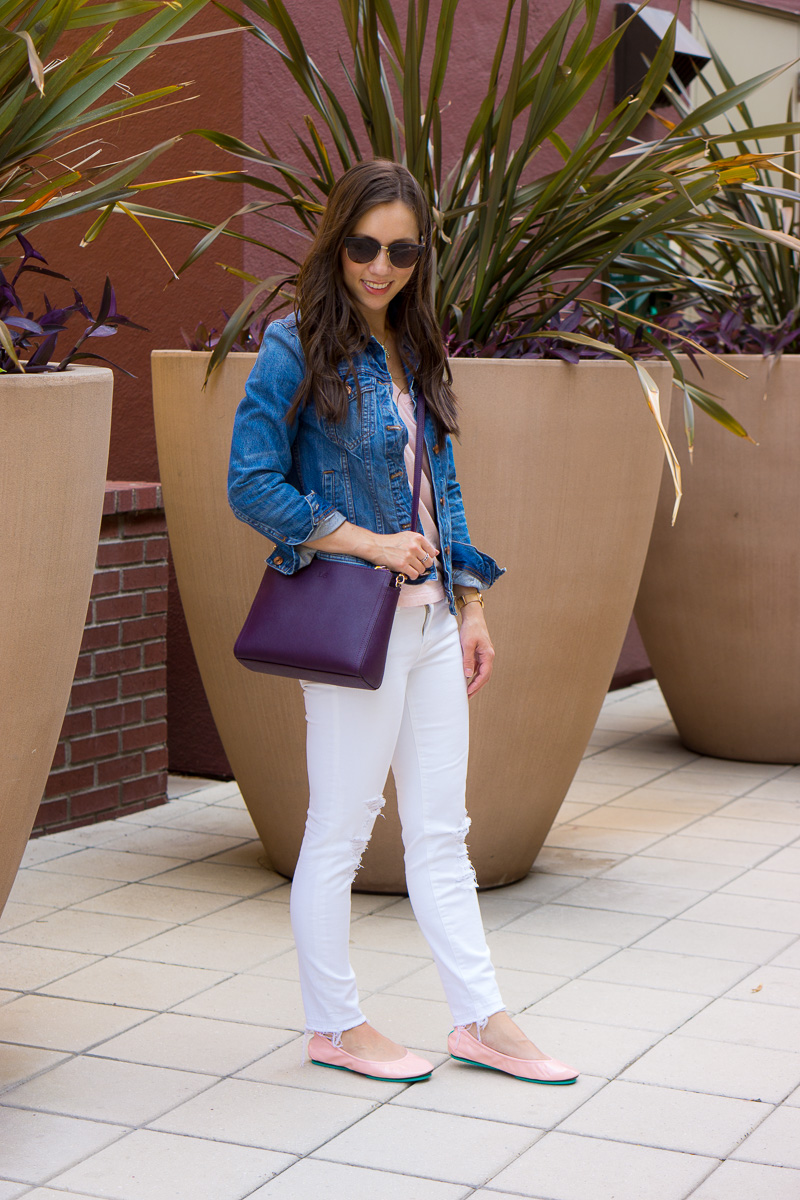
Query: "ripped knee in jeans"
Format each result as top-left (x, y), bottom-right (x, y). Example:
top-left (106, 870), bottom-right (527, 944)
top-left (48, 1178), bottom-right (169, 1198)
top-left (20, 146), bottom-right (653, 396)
top-left (349, 795), bottom-right (386, 882)
top-left (455, 815), bottom-right (478, 888)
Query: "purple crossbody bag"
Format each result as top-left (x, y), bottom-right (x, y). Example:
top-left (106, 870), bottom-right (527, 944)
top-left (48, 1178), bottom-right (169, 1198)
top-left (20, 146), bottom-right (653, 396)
top-left (233, 391), bottom-right (426, 690)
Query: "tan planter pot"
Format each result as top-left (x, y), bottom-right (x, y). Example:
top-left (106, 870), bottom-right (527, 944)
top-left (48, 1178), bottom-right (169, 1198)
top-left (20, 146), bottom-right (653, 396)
top-left (0, 367), bottom-right (113, 917)
top-left (635, 355), bottom-right (800, 763)
top-left (153, 351), bottom-right (672, 890)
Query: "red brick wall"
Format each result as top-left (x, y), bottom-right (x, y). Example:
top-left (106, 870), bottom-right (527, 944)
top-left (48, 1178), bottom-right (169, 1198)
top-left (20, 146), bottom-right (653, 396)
top-left (34, 483), bottom-right (169, 835)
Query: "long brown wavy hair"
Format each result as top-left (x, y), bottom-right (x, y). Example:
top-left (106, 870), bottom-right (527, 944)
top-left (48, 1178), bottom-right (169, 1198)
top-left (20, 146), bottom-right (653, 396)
top-left (291, 159), bottom-right (458, 438)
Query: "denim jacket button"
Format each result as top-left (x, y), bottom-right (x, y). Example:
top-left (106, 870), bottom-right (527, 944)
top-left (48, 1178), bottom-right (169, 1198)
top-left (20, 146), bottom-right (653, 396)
top-left (273, 555), bottom-right (283, 565)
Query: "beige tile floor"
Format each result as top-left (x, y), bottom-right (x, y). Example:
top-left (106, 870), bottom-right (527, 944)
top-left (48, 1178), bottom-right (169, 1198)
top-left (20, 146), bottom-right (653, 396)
top-left (1, 680), bottom-right (799, 1200)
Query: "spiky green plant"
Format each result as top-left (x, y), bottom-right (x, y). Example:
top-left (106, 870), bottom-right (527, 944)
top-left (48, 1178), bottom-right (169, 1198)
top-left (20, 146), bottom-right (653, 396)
top-left (129, 0), bottom-right (800, 512)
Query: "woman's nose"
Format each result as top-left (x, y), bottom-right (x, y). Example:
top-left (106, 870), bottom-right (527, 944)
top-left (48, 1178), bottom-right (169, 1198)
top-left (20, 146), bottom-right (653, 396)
top-left (370, 247), bottom-right (393, 275)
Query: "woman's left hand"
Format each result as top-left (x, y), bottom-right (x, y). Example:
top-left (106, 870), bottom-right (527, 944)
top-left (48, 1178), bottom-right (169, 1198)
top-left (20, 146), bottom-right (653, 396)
top-left (459, 605), bottom-right (495, 697)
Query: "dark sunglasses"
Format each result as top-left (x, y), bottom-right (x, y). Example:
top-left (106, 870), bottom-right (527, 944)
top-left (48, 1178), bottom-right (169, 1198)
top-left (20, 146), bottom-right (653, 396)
top-left (343, 236), bottom-right (424, 269)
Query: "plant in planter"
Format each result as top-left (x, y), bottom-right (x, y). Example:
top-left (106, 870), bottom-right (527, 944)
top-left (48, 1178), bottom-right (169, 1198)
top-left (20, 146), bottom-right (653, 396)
top-left (0, 0), bottom-right (219, 917)
top-left (630, 48), bottom-right (800, 762)
top-left (149, 0), bottom-right (800, 888)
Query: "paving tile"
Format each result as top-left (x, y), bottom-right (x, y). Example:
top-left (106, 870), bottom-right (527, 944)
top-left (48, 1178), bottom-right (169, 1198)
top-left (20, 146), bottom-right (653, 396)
top-left (151, 1077), bottom-right (374, 1154)
top-left (522, 979), bottom-right (708, 1032)
top-left (749, 774), bottom-right (800, 802)
top-left (759, 847), bottom-right (800, 874)
top-left (49, 1129), bottom-right (293, 1200)
top-left (609, 788), bottom-right (731, 815)
top-left (0, 944), bottom-right (99, 992)
top-left (488, 1130), bottom-right (717, 1200)
top-left (512, 1013), bottom-right (662, 1079)
top-left (391, 1057), bottom-right (603, 1127)
top-left (572, 762), bottom-right (666, 787)
top-left (385, 962), bottom-right (568, 1012)
top-left (554, 802), bottom-right (605, 827)
top-left (635, 919), bottom-right (794, 963)
top-left (244, 1160), bottom-right (468, 1199)
top-left (679, 894), bottom-right (800, 934)
top-left (70, 882), bottom-right (236, 922)
top-left (8, 871), bottom-right (121, 908)
top-left (653, 771), bottom-right (761, 797)
top-left (724, 965), bottom-right (800, 1008)
top-left (688, 1161), bottom-right (800, 1200)
top-left (143, 862), bottom-right (277, 897)
top-left (90, 1013), bottom-right (292, 1074)
top-left (192, 899), bottom-right (294, 939)
top-left (205, 846), bottom-right (282, 879)
top-left (98, 827), bottom-right (248, 861)
top-left (599, 856), bottom-right (742, 892)
top-left (0, 1045), bottom-right (69, 1091)
top-left (584, 948), bottom-right (750, 996)
top-left (345, 914), bottom-right (433, 956)
top-left (584, 742), bottom-right (697, 770)
top-left (0, 910), bottom-right (174, 955)
top-left (34, 849), bottom-right (188, 881)
top-left (544, 825), bottom-right (663, 854)
top-left (563, 780), bottom-right (630, 804)
top-left (173, 973), bottom-right (304, 1030)
top-left (569, 807), bottom-right (696, 835)
top-left (0, 903), bottom-right (57, 933)
top-left (773, 940), bottom-right (800, 969)
top-left (316, 1105), bottom-right (539, 1185)
top-left (621, 1034), bottom-right (800, 1103)
top-left (502, 905), bottom-right (663, 945)
top-left (0, 1107), bottom-right (123, 1185)
top-left (485, 931), bottom-right (615, 976)
top-left (19, 839), bottom-right (83, 867)
top-left (532, 848), bottom-right (625, 877)
top-left (254, 945), bottom-right (424, 993)
top-left (721, 869), bottom-right (800, 902)
top-left (359, 993), bottom-right (454, 1052)
top-left (161, 807), bottom-right (259, 838)
top-left (678, 998), bottom-right (800, 1052)
top-left (681, 759), bottom-right (785, 782)
top-left (2, 1056), bottom-right (215, 1124)
top-left (482, 872), bottom-right (582, 907)
top-left (559, 1078), bottom-right (770, 1156)
top-left (235, 1036), bottom-right (423, 1100)
top-left (730, 1105), bottom-right (800, 1168)
top-left (0, 1183), bottom-right (27, 1199)
top-left (720, 797), bottom-right (800, 825)
top-left (37, 957), bottom-right (228, 1010)
top-left (0, 994), bottom-right (150, 1052)
top-left (555, 878), bottom-right (706, 917)
top-left (640, 835), bottom-right (775, 867)
top-left (117, 925), bottom-right (291, 972)
top-left (681, 816), bottom-right (799, 846)
top-left (786, 1085), bottom-right (800, 1106)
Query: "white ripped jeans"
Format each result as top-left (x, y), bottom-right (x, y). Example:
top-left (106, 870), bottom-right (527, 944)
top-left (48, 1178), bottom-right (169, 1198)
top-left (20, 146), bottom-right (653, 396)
top-left (290, 600), bottom-right (504, 1034)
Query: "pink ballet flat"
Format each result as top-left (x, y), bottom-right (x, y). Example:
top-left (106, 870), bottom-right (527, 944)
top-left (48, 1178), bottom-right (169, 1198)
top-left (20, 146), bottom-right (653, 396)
top-left (448, 1026), bottom-right (578, 1084)
top-left (308, 1033), bottom-right (433, 1082)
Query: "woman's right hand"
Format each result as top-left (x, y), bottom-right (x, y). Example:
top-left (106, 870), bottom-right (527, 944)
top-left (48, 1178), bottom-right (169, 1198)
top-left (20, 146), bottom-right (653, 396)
top-left (365, 531), bottom-right (439, 579)
top-left (301, 521), bottom-right (438, 579)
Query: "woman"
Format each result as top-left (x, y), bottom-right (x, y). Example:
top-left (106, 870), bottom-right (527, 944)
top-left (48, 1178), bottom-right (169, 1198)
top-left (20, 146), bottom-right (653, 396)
top-left (228, 159), bottom-right (577, 1086)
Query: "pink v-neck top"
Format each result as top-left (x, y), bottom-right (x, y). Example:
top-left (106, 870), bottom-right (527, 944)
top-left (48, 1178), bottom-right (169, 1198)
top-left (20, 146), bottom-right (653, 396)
top-left (393, 383), bottom-right (446, 609)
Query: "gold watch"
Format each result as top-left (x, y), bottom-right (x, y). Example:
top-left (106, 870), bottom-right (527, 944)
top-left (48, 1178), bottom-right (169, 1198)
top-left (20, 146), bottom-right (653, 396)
top-left (455, 590), bottom-right (484, 613)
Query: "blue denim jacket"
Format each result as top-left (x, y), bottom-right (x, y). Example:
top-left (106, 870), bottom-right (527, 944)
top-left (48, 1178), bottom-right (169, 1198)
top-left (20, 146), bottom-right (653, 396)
top-left (228, 315), bottom-right (504, 614)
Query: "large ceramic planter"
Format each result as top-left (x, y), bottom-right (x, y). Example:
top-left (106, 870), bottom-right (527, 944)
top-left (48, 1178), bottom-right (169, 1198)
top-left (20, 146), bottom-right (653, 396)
top-left (635, 354), bottom-right (800, 763)
top-left (153, 351), bottom-right (672, 890)
top-left (0, 367), bottom-right (113, 917)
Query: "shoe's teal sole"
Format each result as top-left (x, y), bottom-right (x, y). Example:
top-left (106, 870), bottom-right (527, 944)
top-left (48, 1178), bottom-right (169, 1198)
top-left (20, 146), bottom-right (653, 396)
top-left (310, 1058), bottom-right (431, 1083)
top-left (450, 1053), bottom-right (578, 1085)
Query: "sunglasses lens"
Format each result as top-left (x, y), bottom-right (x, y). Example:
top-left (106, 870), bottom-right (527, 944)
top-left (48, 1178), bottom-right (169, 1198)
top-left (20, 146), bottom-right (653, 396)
top-left (388, 244), bottom-right (423, 268)
top-left (344, 237), bottom-right (380, 264)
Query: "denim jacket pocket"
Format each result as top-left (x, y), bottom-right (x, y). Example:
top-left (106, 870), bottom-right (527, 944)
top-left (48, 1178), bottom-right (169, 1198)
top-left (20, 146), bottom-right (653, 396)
top-left (321, 378), bottom-right (376, 452)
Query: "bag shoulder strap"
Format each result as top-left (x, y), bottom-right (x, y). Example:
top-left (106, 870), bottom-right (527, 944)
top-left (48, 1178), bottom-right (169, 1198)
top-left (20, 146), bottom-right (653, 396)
top-left (410, 390), bottom-right (426, 530)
